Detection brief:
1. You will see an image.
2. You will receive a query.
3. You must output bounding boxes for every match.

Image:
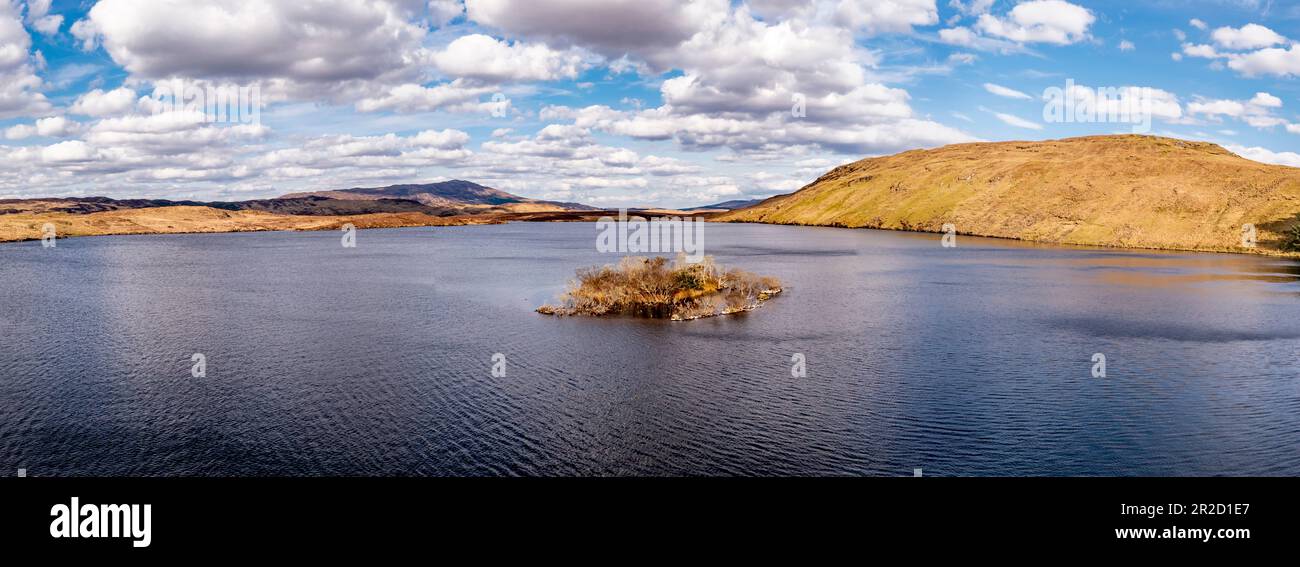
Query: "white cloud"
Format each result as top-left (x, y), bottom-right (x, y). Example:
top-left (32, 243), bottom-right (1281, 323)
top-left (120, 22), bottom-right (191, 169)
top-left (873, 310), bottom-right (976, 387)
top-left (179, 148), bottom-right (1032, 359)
top-left (455, 123), bottom-right (763, 206)
top-left (938, 26), bottom-right (977, 45)
top-left (948, 0), bottom-right (995, 16)
top-left (25, 0), bottom-right (52, 18)
top-left (1182, 43), bottom-right (1222, 59)
top-left (1244, 116), bottom-right (1287, 129)
top-left (735, 1), bottom-right (941, 37)
top-left (410, 128), bottom-right (470, 149)
top-left (70, 87), bottom-right (139, 116)
top-left (984, 82), bottom-right (1031, 100)
top-left (948, 52), bottom-right (977, 64)
top-left (1250, 92), bottom-right (1282, 108)
top-left (1116, 87), bottom-right (1182, 120)
top-left (1043, 84), bottom-right (1184, 124)
top-left (0, 0), bottom-right (51, 118)
top-left (1228, 145), bottom-right (1300, 168)
top-left (84, 112), bottom-right (271, 153)
top-left (743, 0), bottom-right (808, 20)
top-left (1118, 40), bottom-right (1135, 51)
top-left (261, 131), bottom-right (470, 165)
top-left (255, 130), bottom-right (471, 170)
top-left (992, 111), bottom-right (1042, 130)
top-left (3, 123), bottom-right (33, 139)
top-left (0, 0), bottom-right (979, 205)
top-left (834, 0), bottom-right (939, 35)
top-left (1211, 23), bottom-right (1285, 50)
top-left (1188, 92), bottom-right (1286, 129)
top-left (71, 0), bottom-right (431, 93)
top-left (465, 0), bottom-right (727, 57)
top-left (1183, 26), bottom-right (1300, 78)
top-left (41, 140), bottom-right (98, 163)
top-left (35, 7), bottom-right (569, 120)
top-left (428, 0), bottom-right (463, 26)
top-left (29, 116), bottom-right (82, 138)
top-left (974, 0), bottom-right (1094, 45)
top-left (518, 2), bottom-right (974, 155)
top-left (354, 79), bottom-right (500, 113)
top-left (29, 14), bottom-right (61, 35)
top-left (940, 0), bottom-right (1090, 50)
top-left (0, 0), bottom-right (1124, 205)
top-left (69, 17), bottom-right (98, 50)
top-left (431, 34), bottom-right (593, 82)
top-left (1227, 44), bottom-right (1300, 77)
top-left (639, 155), bottom-right (703, 175)
top-left (937, 24), bottom-right (1025, 52)
top-left (0, 110), bottom-right (476, 198)
top-left (23, 0), bottom-right (61, 35)
top-left (1188, 99), bottom-right (1246, 117)
top-left (1189, 19), bottom-right (1207, 31)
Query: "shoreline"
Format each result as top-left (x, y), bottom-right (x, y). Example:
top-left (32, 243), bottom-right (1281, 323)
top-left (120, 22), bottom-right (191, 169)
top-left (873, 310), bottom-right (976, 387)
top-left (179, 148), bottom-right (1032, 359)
top-left (4, 208), bottom-right (1299, 260)
top-left (0, 207), bottom-right (502, 244)
top-left (714, 218), bottom-right (1300, 259)
top-left (0, 207), bottom-right (715, 244)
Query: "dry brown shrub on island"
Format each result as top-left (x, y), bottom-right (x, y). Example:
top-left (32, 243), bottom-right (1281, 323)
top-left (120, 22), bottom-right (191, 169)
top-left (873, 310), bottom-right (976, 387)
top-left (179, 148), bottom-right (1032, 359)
top-left (538, 255), bottom-right (782, 321)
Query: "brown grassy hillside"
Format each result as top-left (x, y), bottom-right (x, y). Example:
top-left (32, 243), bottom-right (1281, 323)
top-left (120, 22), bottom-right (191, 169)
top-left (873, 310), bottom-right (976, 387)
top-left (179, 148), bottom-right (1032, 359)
top-left (716, 135), bottom-right (1300, 254)
top-left (0, 206), bottom-right (495, 243)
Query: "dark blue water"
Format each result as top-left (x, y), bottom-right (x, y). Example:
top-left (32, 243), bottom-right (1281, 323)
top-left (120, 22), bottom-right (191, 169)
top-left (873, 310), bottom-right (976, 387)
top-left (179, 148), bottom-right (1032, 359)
top-left (2, 223), bottom-right (1299, 476)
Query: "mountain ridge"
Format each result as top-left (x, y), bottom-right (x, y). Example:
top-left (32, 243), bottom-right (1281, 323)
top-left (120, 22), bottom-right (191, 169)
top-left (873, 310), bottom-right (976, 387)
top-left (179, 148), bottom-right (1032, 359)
top-left (279, 179), bottom-right (595, 212)
top-left (682, 199), bottom-right (765, 211)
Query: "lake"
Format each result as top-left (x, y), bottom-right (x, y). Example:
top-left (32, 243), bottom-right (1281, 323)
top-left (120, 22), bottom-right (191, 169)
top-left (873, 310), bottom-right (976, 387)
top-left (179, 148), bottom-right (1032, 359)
top-left (2, 222), bottom-right (1298, 476)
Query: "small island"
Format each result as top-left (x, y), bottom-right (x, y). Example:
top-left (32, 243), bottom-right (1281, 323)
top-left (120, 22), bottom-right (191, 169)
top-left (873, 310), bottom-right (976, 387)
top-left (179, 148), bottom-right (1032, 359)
top-left (537, 256), bottom-right (782, 321)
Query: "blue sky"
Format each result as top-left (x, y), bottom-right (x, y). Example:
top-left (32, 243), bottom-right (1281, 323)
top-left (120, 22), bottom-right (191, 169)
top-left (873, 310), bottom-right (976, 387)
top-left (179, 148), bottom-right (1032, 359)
top-left (1, 0), bottom-right (1299, 207)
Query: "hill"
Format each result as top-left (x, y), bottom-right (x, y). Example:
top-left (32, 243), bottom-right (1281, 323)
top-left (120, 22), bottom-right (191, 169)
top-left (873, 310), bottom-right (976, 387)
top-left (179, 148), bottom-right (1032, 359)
top-left (0, 180), bottom-right (589, 242)
top-left (682, 199), bottom-right (765, 212)
top-left (715, 135), bottom-right (1300, 254)
top-left (279, 180), bottom-right (593, 213)
top-left (0, 196), bottom-right (455, 217)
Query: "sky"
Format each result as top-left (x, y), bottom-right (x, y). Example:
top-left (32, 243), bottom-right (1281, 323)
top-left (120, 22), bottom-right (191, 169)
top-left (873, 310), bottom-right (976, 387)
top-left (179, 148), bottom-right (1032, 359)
top-left (2, 0), bottom-right (1300, 208)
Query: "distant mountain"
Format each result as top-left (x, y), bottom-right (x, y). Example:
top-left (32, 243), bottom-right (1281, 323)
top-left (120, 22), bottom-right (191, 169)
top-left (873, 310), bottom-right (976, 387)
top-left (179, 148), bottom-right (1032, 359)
top-left (682, 199), bottom-right (765, 211)
top-left (0, 196), bottom-right (210, 215)
top-left (0, 203), bottom-right (492, 243)
top-left (1, 180), bottom-right (592, 217)
top-left (716, 135), bottom-right (1300, 254)
top-left (0, 195), bottom-right (455, 217)
top-left (205, 196), bottom-right (458, 216)
top-left (279, 180), bottom-right (595, 213)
